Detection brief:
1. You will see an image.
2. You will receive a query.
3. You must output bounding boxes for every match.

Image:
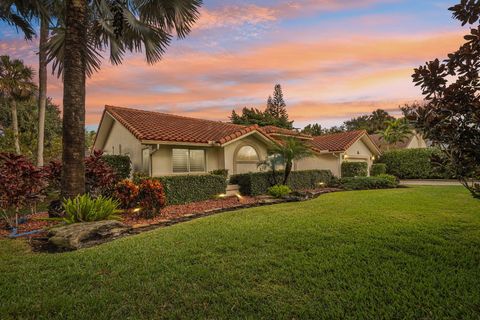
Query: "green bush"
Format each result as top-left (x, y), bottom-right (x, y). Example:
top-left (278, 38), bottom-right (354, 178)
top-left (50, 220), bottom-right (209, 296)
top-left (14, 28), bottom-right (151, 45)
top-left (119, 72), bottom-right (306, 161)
top-left (370, 163), bottom-right (387, 176)
top-left (209, 169), bottom-right (229, 179)
top-left (136, 174), bottom-right (227, 205)
top-left (267, 185), bottom-right (292, 198)
top-left (340, 174), bottom-right (399, 190)
top-left (62, 195), bottom-right (121, 224)
top-left (102, 155), bottom-right (131, 180)
top-left (377, 148), bottom-right (454, 179)
top-left (341, 161), bottom-right (368, 177)
top-left (230, 170), bottom-right (333, 196)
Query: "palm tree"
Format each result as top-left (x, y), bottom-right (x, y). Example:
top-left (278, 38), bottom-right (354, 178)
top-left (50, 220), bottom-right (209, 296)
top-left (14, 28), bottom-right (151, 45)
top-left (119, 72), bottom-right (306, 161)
top-left (0, 56), bottom-right (37, 154)
top-left (3, 0), bottom-right (203, 198)
top-left (377, 119), bottom-right (411, 151)
top-left (268, 138), bottom-right (313, 185)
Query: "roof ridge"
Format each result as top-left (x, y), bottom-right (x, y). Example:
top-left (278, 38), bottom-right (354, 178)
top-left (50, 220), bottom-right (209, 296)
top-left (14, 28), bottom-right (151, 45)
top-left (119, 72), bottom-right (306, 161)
top-left (105, 105), bottom-right (247, 128)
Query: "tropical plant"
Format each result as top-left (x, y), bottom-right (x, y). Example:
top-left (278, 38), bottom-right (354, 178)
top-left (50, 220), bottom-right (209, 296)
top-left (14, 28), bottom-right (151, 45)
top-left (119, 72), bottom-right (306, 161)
top-left (114, 179), bottom-right (139, 209)
top-left (344, 109), bottom-right (395, 134)
top-left (267, 185), bottom-right (291, 198)
top-left (268, 138), bottom-right (313, 185)
top-left (62, 194), bottom-right (121, 224)
top-left (0, 55), bottom-right (37, 154)
top-left (376, 119), bottom-right (411, 150)
top-left (137, 179), bottom-right (166, 218)
top-left (0, 153), bottom-right (48, 228)
top-left (403, 1), bottom-right (480, 199)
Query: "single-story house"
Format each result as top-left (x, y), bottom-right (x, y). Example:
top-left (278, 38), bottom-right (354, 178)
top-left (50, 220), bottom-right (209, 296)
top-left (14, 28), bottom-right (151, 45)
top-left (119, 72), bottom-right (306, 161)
top-left (93, 106), bottom-right (381, 177)
top-left (370, 131), bottom-right (428, 151)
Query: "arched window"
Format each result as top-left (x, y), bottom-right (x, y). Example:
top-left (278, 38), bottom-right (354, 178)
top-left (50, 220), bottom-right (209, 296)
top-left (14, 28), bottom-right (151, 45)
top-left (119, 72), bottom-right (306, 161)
top-left (236, 146), bottom-right (259, 162)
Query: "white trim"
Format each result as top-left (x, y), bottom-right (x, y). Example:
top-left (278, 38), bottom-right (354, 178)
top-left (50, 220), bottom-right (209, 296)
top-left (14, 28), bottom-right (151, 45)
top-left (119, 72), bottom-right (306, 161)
top-left (220, 130), bottom-right (274, 147)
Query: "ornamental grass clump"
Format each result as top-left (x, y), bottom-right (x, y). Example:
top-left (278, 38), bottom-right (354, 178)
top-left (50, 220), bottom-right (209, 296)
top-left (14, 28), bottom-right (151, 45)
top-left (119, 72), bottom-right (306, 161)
top-left (62, 194), bottom-right (121, 224)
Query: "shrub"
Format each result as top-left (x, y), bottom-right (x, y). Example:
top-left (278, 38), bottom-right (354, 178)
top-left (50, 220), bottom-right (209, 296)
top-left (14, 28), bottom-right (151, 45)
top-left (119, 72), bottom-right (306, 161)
top-left (340, 174), bottom-right (399, 190)
top-left (62, 194), bottom-right (121, 224)
top-left (132, 171), bottom-right (150, 183)
top-left (230, 170), bottom-right (333, 196)
top-left (370, 163), bottom-right (387, 176)
top-left (267, 185), bottom-right (292, 198)
top-left (46, 150), bottom-right (119, 197)
top-left (114, 179), bottom-right (139, 209)
top-left (341, 161), bottom-right (368, 177)
top-left (85, 151), bottom-right (119, 197)
top-left (102, 155), bottom-right (131, 180)
top-left (209, 169), bottom-right (229, 179)
top-left (0, 153), bottom-right (48, 228)
top-left (377, 148), bottom-right (454, 179)
top-left (137, 179), bottom-right (166, 218)
top-left (154, 174), bottom-right (227, 205)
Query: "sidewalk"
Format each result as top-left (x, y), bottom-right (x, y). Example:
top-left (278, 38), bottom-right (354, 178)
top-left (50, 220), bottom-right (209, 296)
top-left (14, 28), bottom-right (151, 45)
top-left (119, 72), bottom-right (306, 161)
top-left (400, 179), bottom-right (462, 186)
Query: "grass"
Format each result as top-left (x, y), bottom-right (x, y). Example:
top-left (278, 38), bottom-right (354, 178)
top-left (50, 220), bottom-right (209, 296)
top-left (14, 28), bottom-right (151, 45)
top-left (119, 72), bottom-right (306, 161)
top-left (1, 186), bottom-right (480, 319)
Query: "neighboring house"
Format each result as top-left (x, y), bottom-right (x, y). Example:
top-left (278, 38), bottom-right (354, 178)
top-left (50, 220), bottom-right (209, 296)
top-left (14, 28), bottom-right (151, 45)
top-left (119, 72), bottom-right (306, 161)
top-left (297, 130), bottom-right (381, 176)
top-left (370, 131), bottom-right (428, 151)
top-left (94, 106), bottom-right (381, 177)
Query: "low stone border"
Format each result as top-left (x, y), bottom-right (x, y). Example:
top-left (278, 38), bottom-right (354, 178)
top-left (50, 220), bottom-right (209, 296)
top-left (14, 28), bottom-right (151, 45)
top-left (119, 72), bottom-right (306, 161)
top-left (30, 188), bottom-right (340, 253)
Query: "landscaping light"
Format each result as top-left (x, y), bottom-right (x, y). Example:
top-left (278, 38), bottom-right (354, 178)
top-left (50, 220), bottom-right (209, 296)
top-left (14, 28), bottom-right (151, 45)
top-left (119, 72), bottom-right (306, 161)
top-left (132, 207), bottom-right (141, 213)
top-left (217, 193), bottom-right (227, 198)
top-left (235, 194), bottom-right (243, 201)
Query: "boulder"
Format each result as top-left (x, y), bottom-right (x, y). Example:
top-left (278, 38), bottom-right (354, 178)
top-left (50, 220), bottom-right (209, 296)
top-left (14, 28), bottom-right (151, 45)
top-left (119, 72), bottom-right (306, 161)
top-left (47, 220), bottom-right (132, 251)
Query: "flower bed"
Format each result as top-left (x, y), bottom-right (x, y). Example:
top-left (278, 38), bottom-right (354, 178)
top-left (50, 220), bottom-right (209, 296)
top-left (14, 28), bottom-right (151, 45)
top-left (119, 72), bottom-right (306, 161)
top-left (2, 188), bottom-right (340, 242)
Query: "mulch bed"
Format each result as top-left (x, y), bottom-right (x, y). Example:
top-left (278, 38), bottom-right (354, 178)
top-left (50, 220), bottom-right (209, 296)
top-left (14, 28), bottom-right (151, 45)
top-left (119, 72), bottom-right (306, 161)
top-left (2, 188), bottom-right (340, 241)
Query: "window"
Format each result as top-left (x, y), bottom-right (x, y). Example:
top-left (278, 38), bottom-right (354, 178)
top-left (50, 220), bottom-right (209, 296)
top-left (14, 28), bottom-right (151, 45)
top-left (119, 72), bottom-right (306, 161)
top-left (172, 149), bottom-right (205, 173)
top-left (236, 146), bottom-right (259, 161)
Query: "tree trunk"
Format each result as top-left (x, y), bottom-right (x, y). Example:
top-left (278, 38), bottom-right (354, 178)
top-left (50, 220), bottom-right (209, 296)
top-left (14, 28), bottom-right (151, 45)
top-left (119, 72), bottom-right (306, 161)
top-left (37, 17), bottom-right (48, 167)
top-left (61, 0), bottom-right (87, 199)
top-left (11, 100), bottom-right (21, 154)
top-left (283, 161), bottom-right (292, 185)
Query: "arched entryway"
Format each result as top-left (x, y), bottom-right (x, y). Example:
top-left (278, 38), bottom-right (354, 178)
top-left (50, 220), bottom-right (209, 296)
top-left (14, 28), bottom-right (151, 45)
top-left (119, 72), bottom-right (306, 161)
top-left (234, 144), bottom-right (260, 174)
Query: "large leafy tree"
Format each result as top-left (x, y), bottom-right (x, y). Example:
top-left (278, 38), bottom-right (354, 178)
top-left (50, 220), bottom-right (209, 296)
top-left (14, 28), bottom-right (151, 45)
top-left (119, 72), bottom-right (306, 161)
top-left (231, 84), bottom-right (293, 129)
top-left (344, 109), bottom-right (395, 134)
top-left (301, 123), bottom-right (323, 136)
top-left (0, 97), bottom-right (62, 160)
top-left (268, 138), bottom-right (312, 185)
top-left (0, 56), bottom-right (37, 155)
top-left (265, 84), bottom-right (293, 129)
top-left (376, 119), bottom-right (411, 151)
top-left (403, 0), bottom-right (480, 198)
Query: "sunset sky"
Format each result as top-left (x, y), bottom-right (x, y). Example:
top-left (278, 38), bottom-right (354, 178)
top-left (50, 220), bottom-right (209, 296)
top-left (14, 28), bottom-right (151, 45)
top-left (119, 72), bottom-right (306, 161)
top-left (0, 0), bottom-right (467, 129)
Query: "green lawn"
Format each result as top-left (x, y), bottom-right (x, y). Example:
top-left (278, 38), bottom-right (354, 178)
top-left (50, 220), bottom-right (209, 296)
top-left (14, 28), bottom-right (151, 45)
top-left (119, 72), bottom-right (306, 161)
top-left (1, 186), bottom-right (480, 319)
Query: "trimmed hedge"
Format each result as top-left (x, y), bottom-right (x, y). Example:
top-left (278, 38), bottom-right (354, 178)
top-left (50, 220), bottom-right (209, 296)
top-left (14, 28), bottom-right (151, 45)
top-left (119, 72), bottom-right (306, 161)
top-left (230, 170), bottom-right (333, 196)
top-left (341, 161), bottom-right (368, 177)
top-left (377, 148), bottom-right (453, 179)
top-left (340, 174), bottom-right (399, 190)
top-left (102, 155), bottom-right (131, 180)
top-left (370, 163), bottom-right (387, 176)
top-left (137, 174), bottom-right (227, 205)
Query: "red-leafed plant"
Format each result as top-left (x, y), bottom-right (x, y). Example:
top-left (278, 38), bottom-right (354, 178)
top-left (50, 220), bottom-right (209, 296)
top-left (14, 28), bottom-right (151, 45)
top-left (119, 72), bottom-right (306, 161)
top-left (114, 179), bottom-right (139, 209)
top-left (85, 150), bottom-right (118, 197)
top-left (46, 150), bottom-right (119, 197)
top-left (137, 179), bottom-right (166, 218)
top-left (0, 153), bottom-right (48, 228)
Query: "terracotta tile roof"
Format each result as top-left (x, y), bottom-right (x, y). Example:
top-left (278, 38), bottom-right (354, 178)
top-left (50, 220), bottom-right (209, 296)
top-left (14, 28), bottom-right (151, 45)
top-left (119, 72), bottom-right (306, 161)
top-left (260, 125), bottom-right (312, 140)
top-left (370, 133), bottom-right (413, 150)
top-left (104, 105), bottom-right (271, 145)
top-left (309, 130), bottom-right (367, 152)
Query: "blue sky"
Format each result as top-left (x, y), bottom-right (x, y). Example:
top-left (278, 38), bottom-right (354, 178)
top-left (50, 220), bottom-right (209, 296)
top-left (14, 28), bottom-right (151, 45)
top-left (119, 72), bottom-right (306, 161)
top-left (0, 0), bottom-right (465, 129)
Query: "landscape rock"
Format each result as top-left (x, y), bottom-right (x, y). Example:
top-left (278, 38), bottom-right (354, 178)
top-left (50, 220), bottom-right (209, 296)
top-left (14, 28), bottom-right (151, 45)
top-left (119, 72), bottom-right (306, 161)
top-left (47, 220), bottom-right (132, 251)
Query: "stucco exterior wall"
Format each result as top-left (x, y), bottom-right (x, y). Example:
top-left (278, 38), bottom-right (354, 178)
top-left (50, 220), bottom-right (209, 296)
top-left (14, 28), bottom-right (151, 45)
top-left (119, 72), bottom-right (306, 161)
top-left (407, 135), bottom-right (427, 149)
top-left (101, 120), bottom-right (143, 171)
top-left (223, 134), bottom-right (269, 175)
top-left (295, 154), bottom-right (341, 176)
top-left (344, 138), bottom-right (375, 175)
